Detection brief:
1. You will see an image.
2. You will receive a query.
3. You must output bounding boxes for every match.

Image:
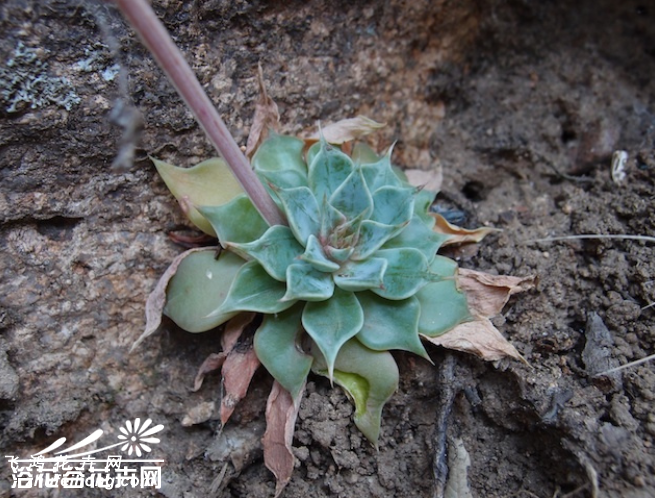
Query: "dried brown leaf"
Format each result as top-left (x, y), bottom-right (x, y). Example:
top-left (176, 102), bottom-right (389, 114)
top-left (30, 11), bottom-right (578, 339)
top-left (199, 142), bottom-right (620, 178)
top-left (424, 318), bottom-right (525, 362)
top-left (132, 247), bottom-right (208, 352)
top-left (308, 115), bottom-right (386, 145)
top-left (245, 64), bottom-right (279, 158)
top-left (193, 313), bottom-right (256, 392)
top-left (430, 213), bottom-right (500, 246)
top-left (262, 381), bottom-right (304, 498)
top-left (405, 167), bottom-right (443, 193)
top-left (457, 269), bottom-right (535, 318)
top-left (220, 345), bottom-right (261, 425)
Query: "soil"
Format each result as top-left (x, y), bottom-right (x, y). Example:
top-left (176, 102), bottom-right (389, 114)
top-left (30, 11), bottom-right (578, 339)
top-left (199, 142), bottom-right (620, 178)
top-left (1, 1), bottom-right (654, 497)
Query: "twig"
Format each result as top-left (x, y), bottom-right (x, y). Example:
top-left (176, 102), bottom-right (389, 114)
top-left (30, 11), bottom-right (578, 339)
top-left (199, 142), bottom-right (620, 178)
top-left (527, 234), bottom-right (655, 244)
top-left (595, 352), bottom-right (655, 376)
top-left (110, 0), bottom-right (286, 227)
top-left (432, 353), bottom-right (459, 498)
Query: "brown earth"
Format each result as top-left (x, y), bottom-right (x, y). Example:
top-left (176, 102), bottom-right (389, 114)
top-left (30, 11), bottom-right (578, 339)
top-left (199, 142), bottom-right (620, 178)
top-left (1, 1), bottom-right (654, 497)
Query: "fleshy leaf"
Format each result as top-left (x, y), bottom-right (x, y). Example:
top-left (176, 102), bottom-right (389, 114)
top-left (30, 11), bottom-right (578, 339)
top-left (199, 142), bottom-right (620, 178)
top-left (152, 157), bottom-right (243, 236)
top-left (333, 257), bottom-right (387, 292)
top-left (262, 381), bottom-right (304, 498)
top-left (254, 303), bottom-right (313, 400)
top-left (430, 213), bottom-right (499, 245)
top-left (309, 116), bottom-right (385, 144)
top-left (329, 169), bottom-right (373, 220)
top-left (198, 194), bottom-right (269, 249)
top-left (325, 245), bottom-right (354, 263)
top-left (356, 292), bottom-right (428, 359)
top-left (275, 186), bottom-right (321, 246)
top-left (300, 234), bottom-right (340, 272)
top-left (352, 142), bottom-right (381, 165)
top-left (215, 261), bottom-right (297, 315)
top-left (302, 287), bottom-right (364, 378)
top-left (371, 248), bottom-right (430, 300)
top-left (414, 189), bottom-right (438, 227)
top-left (311, 338), bottom-right (399, 445)
top-left (416, 256), bottom-right (472, 337)
top-left (353, 219), bottom-right (407, 260)
top-left (360, 150), bottom-right (405, 192)
top-left (283, 262), bottom-right (335, 302)
top-left (230, 225), bottom-right (304, 281)
top-left (163, 249), bottom-right (246, 333)
top-left (369, 186), bottom-right (415, 226)
top-left (308, 141), bottom-right (355, 204)
top-left (382, 215), bottom-right (449, 261)
top-left (252, 133), bottom-right (308, 190)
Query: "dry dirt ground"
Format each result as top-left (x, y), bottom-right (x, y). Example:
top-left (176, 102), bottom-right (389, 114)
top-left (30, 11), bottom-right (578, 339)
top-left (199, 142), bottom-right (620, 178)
top-left (1, 1), bottom-right (654, 497)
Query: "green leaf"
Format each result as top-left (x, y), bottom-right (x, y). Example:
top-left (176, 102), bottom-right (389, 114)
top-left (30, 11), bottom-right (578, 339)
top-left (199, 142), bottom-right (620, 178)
top-left (311, 338), bottom-right (399, 445)
top-left (371, 248), bottom-right (430, 300)
top-left (308, 141), bottom-right (355, 204)
top-left (416, 256), bottom-right (472, 337)
top-left (300, 235), bottom-right (340, 272)
top-left (356, 292), bottom-right (429, 359)
top-left (283, 262), bottom-right (335, 302)
top-left (414, 188), bottom-right (437, 227)
top-left (163, 249), bottom-right (245, 332)
top-left (382, 215), bottom-right (449, 261)
top-left (230, 225), bottom-right (303, 281)
top-left (252, 133), bottom-right (308, 192)
top-left (369, 186), bottom-right (415, 226)
top-left (152, 157), bottom-right (244, 236)
top-left (302, 287), bottom-right (364, 378)
top-left (352, 220), bottom-right (406, 261)
top-left (215, 261), bottom-right (297, 315)
top-left (276, 186), bottom-right (321, 246)
top-left (254, 303), bottom-right (312, 400)
top-left (329, 170), bottom-right (373, 221)
top-left (333, 257), bottom-right (387, 292)
top-left (351, 142), bottom-right (381, 165)
top-left (360, 151), bottom-right (404, 192)
top-left (198, 194), bottom-right (269, 250)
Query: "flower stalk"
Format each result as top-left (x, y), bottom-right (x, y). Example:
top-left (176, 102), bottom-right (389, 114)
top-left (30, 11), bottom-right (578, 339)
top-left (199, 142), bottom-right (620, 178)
top-left (111, 0), bottom-right (286, 227)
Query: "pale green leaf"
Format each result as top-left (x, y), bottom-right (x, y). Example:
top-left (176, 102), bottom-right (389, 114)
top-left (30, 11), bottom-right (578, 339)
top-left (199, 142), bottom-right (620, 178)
top-left (333, 257), bottom-right (387, 292)
top-left (254, 303), bottom-right (312, 400)
top-left (302, 288), bottom-right (364, 378)
top-left (371, 248), bottom-right (430, 300)
top-left (351, 142), bottom-right (381, 165)
top-left (283, 262), bottom-right (335, 301)
top-left (252, 133), bottom-right (308, 191)
top-left (164, 249), bottom-right (245, 332)
top-left (356, 292), bottom-right (429, 359)
top-left (230, 225), bottom-right (303, 281)
top-left (360, 151), bottom-right (404, 192)
top-left (382, 215), bottom-right (449, 261)
top-left (329, 170), bottom-right (373, 220)
top-left (300, 235), bottom-right (340, 272)
top-left (198, 194), bottom-right (268, 250)
top-left (352, 220), bottom-right (406, 261)
top-left (416, 256), bottom-right (472, 337)
top-left (276, 186), bottom-right (321, 246)
top-left (369, 186), bottom-right (415, 226)
top-left (311, 338), bottom-right (399, 445)
top-left (308, 141), bottom-right (355, 204)
top-left (152, 157), bottom-right (243, 236)
top-left (215, 261), bottom-right (297, 315)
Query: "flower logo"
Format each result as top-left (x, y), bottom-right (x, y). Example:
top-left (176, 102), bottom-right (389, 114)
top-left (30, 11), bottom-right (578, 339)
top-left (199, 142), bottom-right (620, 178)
top-left (117, 418), bottom-right (164, 457)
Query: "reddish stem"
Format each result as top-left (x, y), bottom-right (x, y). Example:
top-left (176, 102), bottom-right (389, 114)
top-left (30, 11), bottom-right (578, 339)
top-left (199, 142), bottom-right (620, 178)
top-left (112, 0), bottom-right (286, 227)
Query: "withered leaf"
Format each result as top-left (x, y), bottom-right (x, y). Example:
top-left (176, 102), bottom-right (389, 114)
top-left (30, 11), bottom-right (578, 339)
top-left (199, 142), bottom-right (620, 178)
top-left (132, 247), bottom-right (208, 353)
top-left (245, 64), bottom-right (280, 158)
top-left (220, 345), bottom-right (261, 425)
top-left (262, 381), bottom-right (304, 498)
top-left (424, 318), bottom-right (524, 362)
top-left (193, 313), bottom-right (256, 392)
top-left (457, 269), bottom-right (535, 318)
top-left (405, 167), bottom-right (443, 193)
top-left (430, 213), bottom-right (499, 246)
top-left (308, 116), bottom-right (385, 145)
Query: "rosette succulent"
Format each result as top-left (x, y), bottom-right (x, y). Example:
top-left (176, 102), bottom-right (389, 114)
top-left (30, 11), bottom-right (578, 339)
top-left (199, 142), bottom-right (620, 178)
top-left (151, 131), bottom-right (475, 443)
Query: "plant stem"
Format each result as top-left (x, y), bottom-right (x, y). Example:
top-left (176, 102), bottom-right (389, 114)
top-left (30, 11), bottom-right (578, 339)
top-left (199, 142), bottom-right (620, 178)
top-left (111, 0), bottom-right (286, 227)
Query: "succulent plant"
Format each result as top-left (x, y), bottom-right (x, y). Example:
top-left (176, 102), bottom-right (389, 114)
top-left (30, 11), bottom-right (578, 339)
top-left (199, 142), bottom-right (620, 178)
top-left (152, 131), bottom-right (475, 441)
